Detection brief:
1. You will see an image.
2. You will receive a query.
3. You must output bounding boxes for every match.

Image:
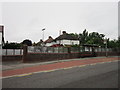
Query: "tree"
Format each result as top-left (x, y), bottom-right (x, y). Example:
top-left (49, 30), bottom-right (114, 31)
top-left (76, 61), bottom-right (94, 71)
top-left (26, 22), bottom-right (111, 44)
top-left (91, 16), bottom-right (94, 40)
top-left (107, 39), bottom-right (117, 48)
top-left (22, 39), bottom-right (32, 46)
top-left (36, 39), bottom-right (44, 46)
top-left (70, 33), bottom-right (79, 38)
top-left (68, 29), bottom-right (119, 48)
top-left (86, 32), bottom-right (105, 46)
top-left (78, 29), bottom-right (105, 46)
top-left (33, 42), bottom-right (36, 46)
top-left (116, 36), bottom-right (120, 48)
top-left (79, 29), bottom-right (88, 45)
top-left (107, 37), bottom-right (120, 48)
top-left (2, 42), bottom-right (22, 49)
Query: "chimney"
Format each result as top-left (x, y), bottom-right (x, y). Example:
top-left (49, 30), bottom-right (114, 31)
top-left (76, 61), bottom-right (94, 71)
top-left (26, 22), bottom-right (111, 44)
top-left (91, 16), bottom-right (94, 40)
top-left (62, 31), bottom-right (67, 34)
top-left (40, 39), bottom-right (43, 42)
top-left (49, 36), bottom-right (52, 39)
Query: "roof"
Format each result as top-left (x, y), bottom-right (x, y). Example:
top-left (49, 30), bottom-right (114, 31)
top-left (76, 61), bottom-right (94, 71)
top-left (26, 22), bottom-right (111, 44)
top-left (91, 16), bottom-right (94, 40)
top-left (50, 44), bottom-right (63, 47)
top-left (44, 36), bottom-right (54, 43)
top-left (55, 33), bottom-right (79, 41)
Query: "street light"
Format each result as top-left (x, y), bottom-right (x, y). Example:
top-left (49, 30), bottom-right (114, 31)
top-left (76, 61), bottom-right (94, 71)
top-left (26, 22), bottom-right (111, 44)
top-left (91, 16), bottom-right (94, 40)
top-left (42, 28), bottom-right (45, 41)
top-left (104, 38), bottom-right (108, 57)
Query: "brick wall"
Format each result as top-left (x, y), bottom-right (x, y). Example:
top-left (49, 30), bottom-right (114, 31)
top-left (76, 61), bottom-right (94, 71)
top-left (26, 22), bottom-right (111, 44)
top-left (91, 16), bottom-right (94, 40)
top-left (96, 52), bottom-right (119, 56)
top-left (2, 55), bottom-right (22, 61)
top-left (2, 52), bottom-right (119, 62)
top-left (25, 53), bottom-right (80, 62)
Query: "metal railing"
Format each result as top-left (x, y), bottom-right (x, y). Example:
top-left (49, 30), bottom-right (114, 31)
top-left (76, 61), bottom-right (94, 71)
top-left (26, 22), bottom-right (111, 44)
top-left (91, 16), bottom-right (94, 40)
top-left (2, 46), bottom-right (115, 55)
top-left (2, 49), bottom-right (23, 55)
top-left (27, 46), bottom-right (114, 54)
top-left (28, 46), bottom-right (69, 53)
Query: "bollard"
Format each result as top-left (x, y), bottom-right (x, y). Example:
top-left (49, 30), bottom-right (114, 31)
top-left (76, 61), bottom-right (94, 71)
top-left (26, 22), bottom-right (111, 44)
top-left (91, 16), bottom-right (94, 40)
top-left (22, 45), bottom-right (28, 63)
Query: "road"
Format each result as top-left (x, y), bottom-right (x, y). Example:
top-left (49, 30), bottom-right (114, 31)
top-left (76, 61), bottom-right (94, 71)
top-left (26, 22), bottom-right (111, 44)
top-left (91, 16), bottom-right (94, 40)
top-left (2, 61), bottom-right (119, 88)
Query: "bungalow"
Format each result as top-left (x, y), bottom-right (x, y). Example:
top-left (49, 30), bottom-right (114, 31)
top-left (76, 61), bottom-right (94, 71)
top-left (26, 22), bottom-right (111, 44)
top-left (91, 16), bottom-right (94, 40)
top-left (54, 31), bottom-right (79, 46)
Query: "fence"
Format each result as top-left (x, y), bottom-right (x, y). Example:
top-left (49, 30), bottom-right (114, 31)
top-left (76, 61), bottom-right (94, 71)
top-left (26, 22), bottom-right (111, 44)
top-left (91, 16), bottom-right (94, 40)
top-left (2, 49), bottom-right (23, 55)
top-left (28, 46), bottom-right (70, 53)
top-left (2, 46), bottom-right (119, 62)
top-left (27, 46), bottom-right (114, 53)
top-left (2, 47), bottom-right (115, 56)
top-left (28, 46), bottom-right (87, 53)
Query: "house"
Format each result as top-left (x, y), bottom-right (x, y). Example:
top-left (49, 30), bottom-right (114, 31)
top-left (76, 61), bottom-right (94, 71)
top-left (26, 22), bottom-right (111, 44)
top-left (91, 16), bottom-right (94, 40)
top-left (54, 31), bottom-right (79, 46)
top-left (36, 39), bottom-right (45, 46)
top-left (44, 36), bottom-right (55, 46)
top-left (43, 31), bottom-right (80, 47)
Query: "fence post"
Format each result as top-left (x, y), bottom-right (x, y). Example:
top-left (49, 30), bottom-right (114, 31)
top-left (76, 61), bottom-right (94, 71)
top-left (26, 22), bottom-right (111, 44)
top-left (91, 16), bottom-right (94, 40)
top-left (52, 47), bottom-right (54, 53)
top-left (92, 47), bottom-right (96, 57)
top-left (20, 48), bottom-right (22, 55)
top-left (22, 45), bottom-right (28, 63)
top-left (63, 47), bottom-right (64, 53)
top-left (6, 49), bottom-right (7, 55)
top-left (13, 49), bottom-right (15, 55)
top-left (57, 47), bottom-right (59, 53)
top-left (46, 47), bottom-right (48, 53)
top-left (101, 47), bottom-right (102, 52)
top-left (68, 47), bottom-right (71, 53)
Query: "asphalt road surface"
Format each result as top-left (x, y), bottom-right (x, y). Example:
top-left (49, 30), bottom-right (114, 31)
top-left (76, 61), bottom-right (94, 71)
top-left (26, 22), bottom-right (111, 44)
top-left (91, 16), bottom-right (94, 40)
top-left (2, 61), bottom-right (119, 88)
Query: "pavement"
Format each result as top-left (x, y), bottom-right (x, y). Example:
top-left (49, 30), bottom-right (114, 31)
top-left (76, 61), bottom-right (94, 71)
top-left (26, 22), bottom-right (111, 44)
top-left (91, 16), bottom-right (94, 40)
top-left (1, 56), bottom-right (119, 78)
top-left (2, 56), bottom-right (107, 71)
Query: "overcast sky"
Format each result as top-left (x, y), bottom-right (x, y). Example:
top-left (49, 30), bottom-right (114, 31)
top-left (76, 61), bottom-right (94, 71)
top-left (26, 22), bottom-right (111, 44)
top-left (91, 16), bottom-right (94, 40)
top-left (1, 2), bottom-right (118, 43)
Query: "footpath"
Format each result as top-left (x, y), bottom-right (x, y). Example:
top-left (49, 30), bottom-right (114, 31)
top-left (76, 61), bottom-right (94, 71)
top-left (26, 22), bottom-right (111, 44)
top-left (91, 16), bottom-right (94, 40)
top-left (1, 56), bottom-right (119, 78)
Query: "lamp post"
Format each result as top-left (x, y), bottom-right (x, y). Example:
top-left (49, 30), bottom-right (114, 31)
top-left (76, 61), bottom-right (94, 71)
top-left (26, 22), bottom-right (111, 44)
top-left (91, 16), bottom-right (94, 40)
top-left (78, 35), bottom-right (81, 53)
top-left (42, 28), bottom-right (45, 41)
top-left (104, 38), bottom-right (108, 57)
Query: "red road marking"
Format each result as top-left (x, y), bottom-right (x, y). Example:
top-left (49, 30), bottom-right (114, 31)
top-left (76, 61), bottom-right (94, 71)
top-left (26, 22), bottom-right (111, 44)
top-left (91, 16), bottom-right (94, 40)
top-left (2, 57), bottom-right (118, 77)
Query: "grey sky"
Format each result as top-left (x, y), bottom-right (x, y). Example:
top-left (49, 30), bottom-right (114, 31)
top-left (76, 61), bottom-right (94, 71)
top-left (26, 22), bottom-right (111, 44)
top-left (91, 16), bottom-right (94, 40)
top-left (2, 2), bottom-right (118, 43)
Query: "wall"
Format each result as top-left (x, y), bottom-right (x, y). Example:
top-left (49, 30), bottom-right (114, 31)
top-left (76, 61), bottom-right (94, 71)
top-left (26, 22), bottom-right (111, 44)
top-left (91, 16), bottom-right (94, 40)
top-left (70, 40), bottom-right (79, 45)
top-left (45, 42), bottom-right (56, 46)
top-left (2, 55), bottom-right (22, 61)
top-left (25, 51), bottom-right (119, 62)
top-left (56, 40), bottom-right (79, 45)
top-left (96, 52), bottom-right (119, 56)
top-left (2, 51), bottom-right (119, 62)
top-left (25, 52), bottom-right (80, 62)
